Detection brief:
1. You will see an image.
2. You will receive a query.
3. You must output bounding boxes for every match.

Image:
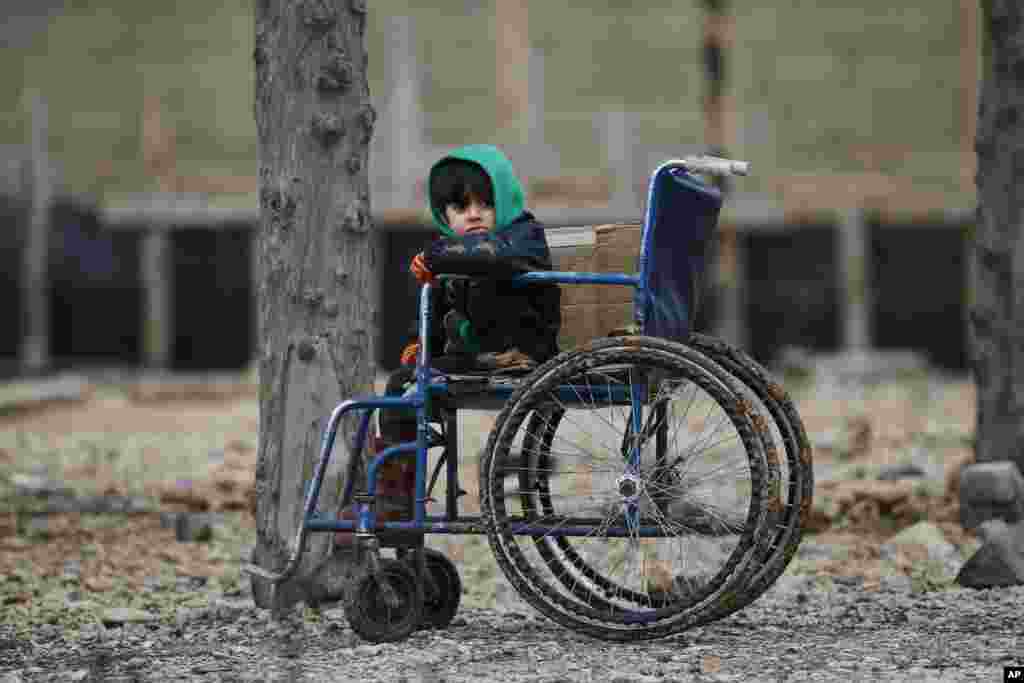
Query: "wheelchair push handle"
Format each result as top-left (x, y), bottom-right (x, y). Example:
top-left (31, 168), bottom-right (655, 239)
top-left (680, 154), bottom-right (750, 177)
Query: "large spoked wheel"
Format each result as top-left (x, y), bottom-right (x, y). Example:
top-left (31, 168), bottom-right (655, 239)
top-left (345, 559), bottom-right (423, 643)
top-left (480, 337), bottom-right (774, 641)
top-left (514, 335), bottom-right (810, 624)
top-left (686, 333), bottom-right (813, 621)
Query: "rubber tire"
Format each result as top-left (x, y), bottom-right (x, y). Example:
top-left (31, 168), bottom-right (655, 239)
top-left (685, 333), bottom-right (813, 619)
top-left (481, 336), bottom-right (772, 641)
top-left (416, 548), bottom-right (462, 630)
top-left (578, 333), bottom-right (812, 618)
top-left (515, 334), bottom-right (812, 623)
top-left (345, 558), bottom-right (423, 643)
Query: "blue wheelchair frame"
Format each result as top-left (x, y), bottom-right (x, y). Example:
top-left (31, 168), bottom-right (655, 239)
top-left (268, 160), bottom-right (724, 582)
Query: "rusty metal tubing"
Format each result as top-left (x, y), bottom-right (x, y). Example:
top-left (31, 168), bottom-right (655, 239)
top-left (242, 395), bottom-right (421, 584)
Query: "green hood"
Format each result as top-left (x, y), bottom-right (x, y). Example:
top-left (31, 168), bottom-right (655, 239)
top-left (428, 144), bottom-right (526, 237)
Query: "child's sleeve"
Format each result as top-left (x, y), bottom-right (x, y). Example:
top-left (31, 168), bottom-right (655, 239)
top-left (423, 219), bottom-right (552, 278)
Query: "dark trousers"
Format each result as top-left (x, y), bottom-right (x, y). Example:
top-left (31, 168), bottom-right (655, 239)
top-left (379, 366), bottom-right (418, 445)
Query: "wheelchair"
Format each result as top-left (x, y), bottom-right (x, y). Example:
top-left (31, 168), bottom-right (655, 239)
top-left (244, 156), bottom-right (813, 643)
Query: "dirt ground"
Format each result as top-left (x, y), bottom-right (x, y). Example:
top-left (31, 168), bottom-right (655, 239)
top-left (0, 368), bottom-right (979, 637)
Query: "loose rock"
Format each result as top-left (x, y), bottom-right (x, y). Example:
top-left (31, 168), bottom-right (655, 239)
top-left (100, 608), bottom-right (158, 627)
top-left (956, 519), bottom-right (1024, 588)
top-left (959, 461), bottom-right (1024, 529)
top-left (175, 512), bottom-right (213, 542)
top-left (877, 463), bottom-right (925, 481)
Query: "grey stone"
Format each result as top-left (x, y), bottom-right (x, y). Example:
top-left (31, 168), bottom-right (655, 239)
top-left (9, 473), bottom-right (74, 498)
top-left (142, 576), bottom-right (164, 592)
top-left (69, 494), bottom-right (152, 514)
top-left (175, 575), bottom-right (208, 591)
top-left (23, 514), bottom-right (50, 538)
top-left (771, 574), bottom-right (815, 595)
top-left (959, 462), bottom-right (1024, 529)
top-left (960, 462), bottom-right (1024, 503)
top-left (879, 574), bottom-right (913, 592)
top-left (119, 496), bottom-right (153, 513)
top-left (62, 559), bottom-right (82, 579)
top-left (40, 494), bottom-right (80, 513)
top-left (955, 520), bottom-right (1024, 589)
top-left (877, 463), bottom-right (926, 481)
top-left (210, 597), bottom-right (255, 621)
top-left (100, 607), bottom-right (158, 627)
top-left (175, 512), bottom-right (213, 542)
top-left (810, 428), bottom-right (842, 452)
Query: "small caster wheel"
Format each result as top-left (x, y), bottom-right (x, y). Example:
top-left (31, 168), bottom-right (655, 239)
top-left (415, 548), bottom-right (462, 630)
top-left (345, 558), bottom-right (423, 643)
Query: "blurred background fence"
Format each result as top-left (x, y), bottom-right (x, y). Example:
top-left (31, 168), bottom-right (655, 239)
top-left (0, 1), bottom-right (980, 378)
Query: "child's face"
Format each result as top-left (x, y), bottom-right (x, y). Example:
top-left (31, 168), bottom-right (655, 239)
top-left (445, 193), bottom-right (495, 236)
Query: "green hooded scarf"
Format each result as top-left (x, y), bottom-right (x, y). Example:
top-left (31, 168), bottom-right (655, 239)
top-left (428, 144), bottom-right (526, 237)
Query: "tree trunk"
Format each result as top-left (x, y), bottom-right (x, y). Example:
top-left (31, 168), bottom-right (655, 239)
top-left (971, 0), bottom-right (1024, 475)
top-left (250, 0), bottom-right (377, 609)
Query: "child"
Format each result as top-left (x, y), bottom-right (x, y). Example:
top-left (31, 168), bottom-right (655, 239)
top-left (336, 144), bottom-right (561, 546)
top-left (405, 143), bottom-right (561, 370)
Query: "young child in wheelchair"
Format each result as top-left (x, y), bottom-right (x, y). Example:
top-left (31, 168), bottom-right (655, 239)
top-left (336, 144), bottom-right (561, 545)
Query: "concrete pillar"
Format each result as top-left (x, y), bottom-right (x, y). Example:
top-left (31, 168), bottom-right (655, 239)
top-left (141, 228), bottom-right (173, 368)
top-left (838, 208), bottom-right (871, 351)
top-left (20, 92), bottom-right (52, 374)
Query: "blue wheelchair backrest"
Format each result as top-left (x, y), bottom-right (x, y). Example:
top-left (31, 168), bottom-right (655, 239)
top-left (636, 164), bottom-right (723, 342)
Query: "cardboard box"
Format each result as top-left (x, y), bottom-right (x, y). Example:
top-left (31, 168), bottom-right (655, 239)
top-left (597, 302), bottom-right (636, 336)
top-left (553, 250), bottom-right (602, 306)
top-left (552, 223), bottom-right (643, 349)
top-left (559, 301), bottom-right (638, 351)
top-left (559, 303), bottom-right (601, 352)
top-left (593, 224), bottom-right (642, 304)
top-left (594, 224), bottom-right (642, 273)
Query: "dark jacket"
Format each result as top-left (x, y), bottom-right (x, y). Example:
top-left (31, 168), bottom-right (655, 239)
top-left (423, 212), bottom-right (561, 363)
top-left (415, 144), bottom-right (561, 365)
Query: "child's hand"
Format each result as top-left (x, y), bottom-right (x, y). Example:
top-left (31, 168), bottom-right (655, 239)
top-left (410, 252), bottom-right (434, 284)
top-left (400, 342), bottom-right (420, 366)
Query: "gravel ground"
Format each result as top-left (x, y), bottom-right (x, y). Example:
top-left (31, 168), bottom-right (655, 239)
top-left (2, 567), bottom-right (1022, 682)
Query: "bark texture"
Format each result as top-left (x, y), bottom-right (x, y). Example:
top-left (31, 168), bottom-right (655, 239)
top-left (972, 0), bottom-right (1024, 474)
top-left (251, 0), bottom-right (376, 608)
